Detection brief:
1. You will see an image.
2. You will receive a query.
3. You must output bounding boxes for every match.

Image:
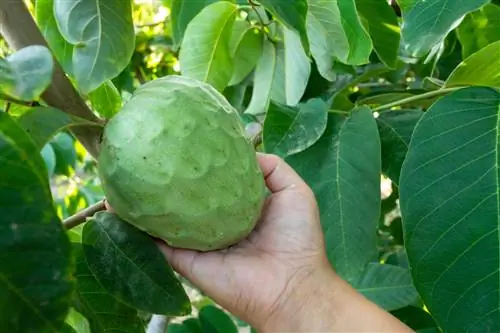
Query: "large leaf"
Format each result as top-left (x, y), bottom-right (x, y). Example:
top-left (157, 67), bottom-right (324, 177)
top-left (286, 107), bottom-right (381, 282)
top-left (376, 110), bottom-right (424, 183)
top-left (445, 40), bottom-right (500, 88)
top-left (179, 1), bottom-right (238, 92)
top-left (17, 107), bottom-right (97, 149)
top-left (54, 0), bottom-right (135, 93)
top-left (391, 306), bottom-right (439, 332)
top-left (270, 27), bottom-right (311, 106)
top-left (399, 87), bottom-right (500, 332)
top-left (401, 0), bottom-right (489, 58)
top-left (228, 20), bottom-right (263, 86)
top-left (263, 98), bottom-right (328, 157)
top-left (0, 45), bottom-right (53, 101)
top-left (171, 0), bottom-right (223, 47)
top-left (258, 0), bottom-right (309, 53)
top-left (456, 4), bottom-right (500, 59)
top-left (82, 212), bottom-right (191, 315)
top-left (355, 0), bottom-right (400, 68)
top-left (199, 305), bottom-right (238, 333)
top-left (35, 0), bottom-right (73, 75)
top-left (245, 40), bottom-right (277, 115)
top-left (72, 243), bottom-right (144, 333)
top-left (355, 263), bottom-right (420, 311)
top-left (0, 113), bottom-right (73, 332)
top-left (88, 81), bottom-right (122, 119)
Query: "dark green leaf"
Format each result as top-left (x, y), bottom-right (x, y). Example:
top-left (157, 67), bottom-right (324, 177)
top-left (54, 0), bottom-right (135, 93)
top-left (258, 0), bottom-right (309, 53)
top-left (17, 107), bottom-right (96, 149)
top-left (457, 4), bottom-right (500, 58)
top-left (228, 20), bottom-right (263, 86)
top-left (0, 45), bottom-right (53, 101)
top-left (399, 87), bottom-right (500, 332)
top-left (179, 1), bottom-right (238, 92)
top-left (72, 243), bottom-right (144, 333)
top-left (88, 81), bottom-right (122, 119)
top-left (396, 0), bottom-right (416, 13)
top-left (199, 305), bottom-right (238, 333)
top-left (263, 98), bottom-right (328, 157)
top-left (245, 40), bottom-right (277, 115)
top-left (82, 212), bottom-right (191, 315)
top-left (401, 0), bottom-right (489, 58)
top-left (35, 0), bottom-right (73, 75)
top-left (286, 107), bottom-right (381, 283)
top-left (376, 110), bottom-right (423, 183)
top-left (391, 306), bottom-right (438, 331)
top-left (445, 40), bottom-right (500, 88)
top-left (355, 263), bottom-right (420, 311)
top-left (356, 0), bottom-right (400, 68)
top-left (0, 112), bottom-right (73, 333)
top-left (270, 27), bottom-right (311, 106)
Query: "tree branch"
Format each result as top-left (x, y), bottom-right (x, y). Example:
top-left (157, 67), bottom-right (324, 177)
top-left (63, 200), bottom-right (106, 229)
top-left (0, 0), bottom-right (103, 158)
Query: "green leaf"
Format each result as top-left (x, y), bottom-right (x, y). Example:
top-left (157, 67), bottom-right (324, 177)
top-left (72, 243), bottom-right (144, 333)
top-left (258, 0), bottom-right (309, 53)
top-left (82, 212), bottom-right (191, 315)
top-left (0, 113), bottom-right (73, 332)
top-left (179, 1), bottom-right (238, 92)
top-left (17, 107), bottom-right (96, 149)
top-left (376, 110), bottom-right (424, 183)
top-left (245, 40), bottom-right (277, 115)
top-left (399, 87), bottom-right (500, 332)
top-left (168, 318), bottom-right (202, 333)
top-left (391, 306), bottom-right (438, 332)
top-left (355, 263), bottom-right (420, 311)
top-left (171, 0), bottom-right (225, 47)
top-left (64, 308), bottom-right (91, 333)
top-left (41, 143), bottom-right (56, 177)
top-left (306, 0), bottom-right (372, 74)
top-left (396, 0), bottom-right (416, 13)
top-left (263, 98), bottom-right (328, 157)
top-left (88, 81), bottom-right (122, 119)
top-left (199, 305), bottom-right (238, 333)
top-left (0, 45), bottom-right (53, 101)
top-left (228, 20), bottom-right (263, 86)
top-left (401, 0), bottom-right (489, 58)
top-left (270, 27), bottom-right (311, 106)
top-left (51, 132), bottom-right (77, 177)
top-left (286, 107), bottom-right (381, 283)
top-left (456, 4), bottom-right (500, 59)
top-left (54, 0), bottom-right (135, 93)
top-left (0, 111), bottom-right (48, 182)
top-left (35, 0), bottom-right (73, 75)
top-left (355, 0), bottom-right (400, 68)
top-left (445, 40), bottom-right (500, 88)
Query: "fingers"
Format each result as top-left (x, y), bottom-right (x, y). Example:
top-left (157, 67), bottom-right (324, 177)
top-left (257, 153), bottom-right (311, 194)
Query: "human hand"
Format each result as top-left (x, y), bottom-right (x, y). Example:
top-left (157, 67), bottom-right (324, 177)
top-left (157, 153), bottom-right (334, 330)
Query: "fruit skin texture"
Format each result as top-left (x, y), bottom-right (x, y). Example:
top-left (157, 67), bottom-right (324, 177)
top-left (97, 75), bottom-right (266, 251)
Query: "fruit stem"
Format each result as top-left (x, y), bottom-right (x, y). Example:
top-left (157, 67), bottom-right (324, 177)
top-left (63, 200), bottom-right (106, 230)
top-left (372, 87), bottom-right (462, 112)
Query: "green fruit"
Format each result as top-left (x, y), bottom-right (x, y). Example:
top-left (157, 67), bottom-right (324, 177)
top-left (97, 75), bottom-right (266, 251)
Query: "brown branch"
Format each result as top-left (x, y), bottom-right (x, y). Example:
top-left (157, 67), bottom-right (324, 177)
top-left (63, 200), bottom-right (106, 230)
top-left (0, 0), bottom-right (103, 158)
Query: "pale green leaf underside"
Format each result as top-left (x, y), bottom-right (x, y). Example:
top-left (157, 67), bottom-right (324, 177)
top-left (54, 0), bottom-right (135, 93)
top-left (179, 1), bottom-right (238, 92)
top-left (399, 87), bottom-right (500, 332)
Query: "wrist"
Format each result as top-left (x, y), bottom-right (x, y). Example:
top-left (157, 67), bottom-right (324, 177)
top-left (256, 264), bottom-right (343, 332)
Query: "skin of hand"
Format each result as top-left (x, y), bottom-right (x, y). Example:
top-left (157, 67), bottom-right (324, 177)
top-left (155, 153), bottom-right (414, 332)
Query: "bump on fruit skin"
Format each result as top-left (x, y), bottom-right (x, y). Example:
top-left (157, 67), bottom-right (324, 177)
top-left (97, 75), bottom-right (266, 251)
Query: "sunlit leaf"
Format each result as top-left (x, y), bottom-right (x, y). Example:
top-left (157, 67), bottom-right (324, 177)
top-left (88, 81), bottom-right (122, 119)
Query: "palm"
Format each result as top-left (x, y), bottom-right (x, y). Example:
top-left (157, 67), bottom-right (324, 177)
top-left (158, 154), bottom-right (328, 324)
